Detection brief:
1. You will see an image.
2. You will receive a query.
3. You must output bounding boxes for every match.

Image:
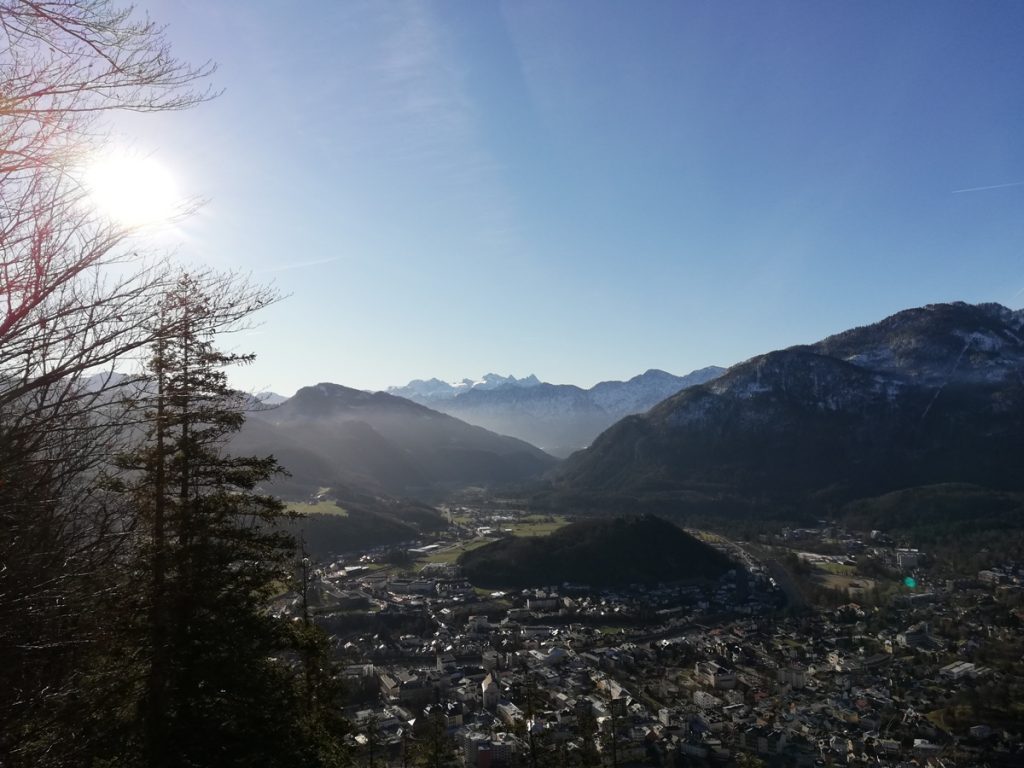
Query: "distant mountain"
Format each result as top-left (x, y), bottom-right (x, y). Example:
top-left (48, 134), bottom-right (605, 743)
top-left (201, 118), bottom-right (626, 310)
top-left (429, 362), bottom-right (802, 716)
top-left (458, 514), bottom-right (733, 589)
top-left (81, 371), bottom-right (132, 392)
top-left (389, 367), bottom-right (725, 457)
top-left (553, 302), bottom-right (1024, 515)
top-left (387, 373), bottom-right (542, 402)
top-left (232, 382), bottom-right (557, 501)
top-left (255, 391), bottom-right (288, 405)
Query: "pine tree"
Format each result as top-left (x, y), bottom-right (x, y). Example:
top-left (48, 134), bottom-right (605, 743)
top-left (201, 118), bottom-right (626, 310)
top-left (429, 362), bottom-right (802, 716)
top-left (413, 708), bottom-right (456, 768)
top-left (120, 272), bottom-right (347, 767)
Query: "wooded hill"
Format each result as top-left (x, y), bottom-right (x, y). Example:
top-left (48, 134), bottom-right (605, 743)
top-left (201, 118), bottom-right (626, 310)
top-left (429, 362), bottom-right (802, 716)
top-left (459, 514), bottom-right (733, 589)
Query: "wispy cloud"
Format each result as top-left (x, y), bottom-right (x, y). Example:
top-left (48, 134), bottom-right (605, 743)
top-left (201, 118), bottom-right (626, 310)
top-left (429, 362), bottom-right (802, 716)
top-left (354, 2), bottom-right (523, 256)
top-left (259, 256), bottom-right (339, 273)
top-left (951, 180), bottom-right (1024, 194)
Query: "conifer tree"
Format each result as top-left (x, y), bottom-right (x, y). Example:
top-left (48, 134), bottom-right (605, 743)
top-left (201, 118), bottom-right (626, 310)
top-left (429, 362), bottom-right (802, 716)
top-left (121, 271), bottom-right (347, 767)
top-left (413, 708), bottom-right (456, 768)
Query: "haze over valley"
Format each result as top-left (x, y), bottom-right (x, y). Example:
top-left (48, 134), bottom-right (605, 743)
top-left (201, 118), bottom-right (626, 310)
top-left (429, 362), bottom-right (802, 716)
top-left (5, 2), bottom-right (1024, 767)
top-left (387, 366), bottom-right (726, 457)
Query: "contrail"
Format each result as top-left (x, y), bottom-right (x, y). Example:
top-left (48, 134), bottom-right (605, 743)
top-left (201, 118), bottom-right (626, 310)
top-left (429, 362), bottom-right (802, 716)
top-left (951, 180), bottom-right (1024, 194)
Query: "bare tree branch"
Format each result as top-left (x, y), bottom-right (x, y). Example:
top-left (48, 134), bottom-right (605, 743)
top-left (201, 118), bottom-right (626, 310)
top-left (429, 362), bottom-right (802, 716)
top-left (0, 3), bottom-right (217, 763)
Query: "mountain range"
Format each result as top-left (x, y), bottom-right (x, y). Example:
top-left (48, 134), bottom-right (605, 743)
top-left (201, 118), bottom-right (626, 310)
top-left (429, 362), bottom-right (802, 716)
top-left (231, 382), bottom-right (557, 500)
top-left (387, 373), bottom-right (543, 401)
top-left (388, 367), bottom-right (725, 457)
top-left (550, 302), bottom-right (1024, 519)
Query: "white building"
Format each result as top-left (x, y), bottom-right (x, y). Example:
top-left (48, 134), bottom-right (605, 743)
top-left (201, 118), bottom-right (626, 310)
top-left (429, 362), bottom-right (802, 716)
top-left (694, 661), bottom-right (737, 689)
top-left (481, 673), bottom-right (499, 711)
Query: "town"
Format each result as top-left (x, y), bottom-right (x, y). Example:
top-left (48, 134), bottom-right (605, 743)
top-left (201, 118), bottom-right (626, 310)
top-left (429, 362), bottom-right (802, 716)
top-left (283, 507), bottom-right (1024, 767)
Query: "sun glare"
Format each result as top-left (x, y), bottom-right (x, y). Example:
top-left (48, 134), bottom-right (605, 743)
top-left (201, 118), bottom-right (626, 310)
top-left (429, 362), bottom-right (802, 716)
top-left (82, 150), bottom-right (182, 228)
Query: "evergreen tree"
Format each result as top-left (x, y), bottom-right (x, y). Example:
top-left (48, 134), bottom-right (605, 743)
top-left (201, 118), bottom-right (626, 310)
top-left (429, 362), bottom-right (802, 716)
top-left (573, 707), bottom-right (601, 768)
top-left (0, 392), bottom-right (138, 766)
top-left (119, 272), bottom-right (347, 767)
top-left (413, 708), bottom-right (456, 768)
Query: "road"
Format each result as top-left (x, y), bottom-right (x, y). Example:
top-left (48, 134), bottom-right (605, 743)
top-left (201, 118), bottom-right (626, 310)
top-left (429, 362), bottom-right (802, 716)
top-left (764, 558), bottom-right (807, 610)
top-left (691, 528), bottom-right (807, 611)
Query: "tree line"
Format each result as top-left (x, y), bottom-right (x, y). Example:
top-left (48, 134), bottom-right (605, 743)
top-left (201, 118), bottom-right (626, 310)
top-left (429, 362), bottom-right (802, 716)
top-left (1, 2), bottom-right (348, 765)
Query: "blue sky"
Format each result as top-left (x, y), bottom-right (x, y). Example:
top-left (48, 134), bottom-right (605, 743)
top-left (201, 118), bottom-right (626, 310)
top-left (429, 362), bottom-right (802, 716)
top-left (126, 1), bottom-right (1024, 394)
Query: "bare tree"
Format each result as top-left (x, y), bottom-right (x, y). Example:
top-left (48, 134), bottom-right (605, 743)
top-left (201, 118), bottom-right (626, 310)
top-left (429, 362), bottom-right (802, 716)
top-left (0, 0), bottom-right (217, 404)
top-left (0, 0), bottom-right (216, 390)
top-left (0, 2), bottom-right (216, 763)
top-left (1, 0), bottom-right (216, 175)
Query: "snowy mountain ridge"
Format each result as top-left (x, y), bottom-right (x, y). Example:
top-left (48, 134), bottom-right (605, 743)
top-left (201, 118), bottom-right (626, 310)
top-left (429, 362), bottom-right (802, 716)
top-left (387, 373), bottom-right (542, 401)
top-left (554, 301), bottom-right (1024, 505)
top-left (388, 366), bottom-right (726, 457)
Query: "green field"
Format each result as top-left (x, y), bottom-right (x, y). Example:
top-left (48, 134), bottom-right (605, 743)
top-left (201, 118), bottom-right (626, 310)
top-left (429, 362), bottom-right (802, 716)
top-left (416, 516), bottom-right (569, 567)
top-left (817, 562), bottom-right (856, 575)
top-left (421, 538), bottom-right (491, 564)
top-left (286, 500), bottom-right (348, 517)
top-left (503, 515), bottom-right (570, 537)
top-left (692, 530), bottom-right (726, 544)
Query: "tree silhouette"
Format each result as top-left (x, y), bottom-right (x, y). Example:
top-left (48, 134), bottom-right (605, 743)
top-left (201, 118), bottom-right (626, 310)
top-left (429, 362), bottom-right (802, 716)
top-left (118, 273), bottom-right (343, 766)
top-left (0, 2), bottom-right (214, 763)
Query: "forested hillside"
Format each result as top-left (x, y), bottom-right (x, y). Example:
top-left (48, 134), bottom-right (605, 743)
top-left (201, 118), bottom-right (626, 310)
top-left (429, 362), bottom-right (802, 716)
top-left (0, 5), bottom-right (349, 765)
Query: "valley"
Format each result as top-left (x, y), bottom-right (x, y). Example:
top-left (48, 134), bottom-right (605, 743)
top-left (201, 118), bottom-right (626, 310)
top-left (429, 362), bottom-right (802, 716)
top-left (7, 4), bottom-right (1021, 765)
top-left (287, 491), bottom-right (1024, 767)
top-left (388, 367), bottom-right (726, 458)
top-left (270, 301), bottom-right (1024, 767)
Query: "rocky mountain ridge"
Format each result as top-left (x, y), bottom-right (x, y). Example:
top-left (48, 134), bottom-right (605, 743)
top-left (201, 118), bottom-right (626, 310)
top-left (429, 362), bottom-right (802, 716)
top-left (553, 302), bottom-right (1024, 512)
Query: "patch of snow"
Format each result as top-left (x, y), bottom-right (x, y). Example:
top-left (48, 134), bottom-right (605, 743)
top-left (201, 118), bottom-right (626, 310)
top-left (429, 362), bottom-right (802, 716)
top-left (954, 330), bottom-right (1005, 352)
top-left (255, 391), bottom-right (288, 405)
top-left (389, 373), bottom-right (543, 401)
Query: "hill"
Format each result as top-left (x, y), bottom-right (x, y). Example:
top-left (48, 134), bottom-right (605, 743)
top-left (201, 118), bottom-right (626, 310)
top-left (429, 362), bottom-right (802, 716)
top-left (840, 484), bottom-right (1024, 543)
top-left (232, 382), bottom-right (558, 500)
top-left (284, 496), bottom-right (447, 561)
top-left (388, 367), bottom-right (725, 457)
top-left (458, 514), bottom-right (733, 589)
top-left (552, 303), bottom-right (1024, 518)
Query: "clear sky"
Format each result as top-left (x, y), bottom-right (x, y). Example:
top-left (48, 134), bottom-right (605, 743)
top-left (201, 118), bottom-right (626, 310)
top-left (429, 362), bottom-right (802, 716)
top-left (120, 1), bottom-right (1024, 395)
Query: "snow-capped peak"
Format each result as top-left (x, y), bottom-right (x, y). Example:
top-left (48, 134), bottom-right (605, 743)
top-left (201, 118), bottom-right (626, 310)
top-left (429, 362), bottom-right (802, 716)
top-left (387, 373), bottom-right (542, 401)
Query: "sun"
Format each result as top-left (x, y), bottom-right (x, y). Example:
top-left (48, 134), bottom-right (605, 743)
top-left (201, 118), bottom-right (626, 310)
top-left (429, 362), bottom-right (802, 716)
top-left (82, 149), bottom-right (182, 228)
